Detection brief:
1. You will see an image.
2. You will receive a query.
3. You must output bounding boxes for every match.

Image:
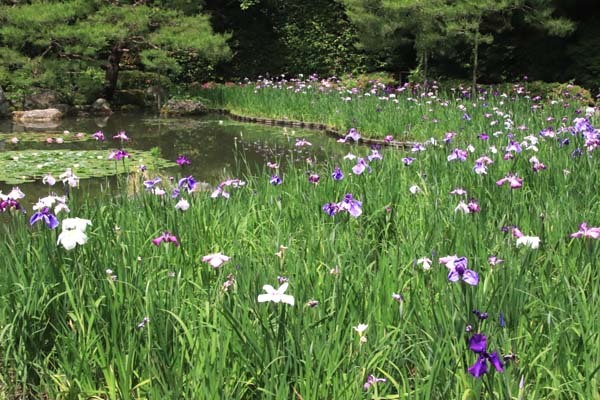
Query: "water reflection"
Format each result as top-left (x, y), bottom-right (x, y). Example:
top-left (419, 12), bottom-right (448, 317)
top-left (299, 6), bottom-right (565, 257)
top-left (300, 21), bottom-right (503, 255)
top-left (0, 113), bottom-right (345, 204)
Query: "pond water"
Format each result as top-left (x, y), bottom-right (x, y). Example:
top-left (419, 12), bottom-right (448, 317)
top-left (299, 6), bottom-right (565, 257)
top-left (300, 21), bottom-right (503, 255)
top-left (0, 113), bottom-right (346, 206)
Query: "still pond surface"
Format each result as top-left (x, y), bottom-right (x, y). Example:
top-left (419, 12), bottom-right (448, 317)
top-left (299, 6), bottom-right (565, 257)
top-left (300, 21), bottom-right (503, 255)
top-left (0, 113), bottom-right (346, 204)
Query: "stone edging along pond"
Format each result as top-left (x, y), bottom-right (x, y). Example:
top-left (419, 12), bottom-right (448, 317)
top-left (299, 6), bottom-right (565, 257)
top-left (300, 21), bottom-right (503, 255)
top-left (208, 108), bottom-right (415, 149)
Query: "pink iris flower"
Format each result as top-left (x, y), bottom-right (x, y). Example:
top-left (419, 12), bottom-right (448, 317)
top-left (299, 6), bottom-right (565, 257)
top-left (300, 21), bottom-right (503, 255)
top-left (152, 232), bottom-right (179, 247)
top-left (496, 174), bottom-right (522, 189)
top-left (202, 253), bottom-right (231, 268)
top-left (570, 222), bottom-right (600, 239)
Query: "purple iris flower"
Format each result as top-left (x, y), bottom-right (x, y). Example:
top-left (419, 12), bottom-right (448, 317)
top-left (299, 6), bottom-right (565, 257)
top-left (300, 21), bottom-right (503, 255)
top-left (338, 193), bottom-right (362, 218)
top-left (270, 175), bottom-right (282, 185)
top-left (29, 207), bottom-right (59, 229)
top-left (506, 140), bottom-right (522, 153)
top-left (143, 177), bottom-right (161, 190)
top-left (570, 222), bottom-right (600, 239)
top-left (447, 257), bottom-right (479, 285)
top-left (308, 173), bottom-right (320, 184)
top-left (113, 131), bottom-right (130, 141)
top-left (322, 202), bottom-right (339, 216)
top-left (0, 199), bottom-right (24, 213)
top-left (444, 132), bottom-right (457, 144)
top-left (532, 161), bottom-right (546, 172)
top-left (539, 127), bottom-right (556, 138)
top-left (472, 161), bottom-right (487, 175)
top-left (448, 148), bottom-right (468, 162)
top-left (352, 158), bottom-right (372, 175)
top-left (152, 232), bottom-right (180, 247)
top-left (367, 150), bottom-right (383, 161)
top-left (176, 155), bottom-right (191, 166)
top-left (344, 128), bottom-right (361, 142)
top-left (331, 167), bottom-right (344, 181)
top-left (92, 131), bottom-right (105, 141)
top-left (295, 138), bottom-right (312, 147)
top-left (402, 157), bottom-right (415, 166)
top-left (467, 333), bottom-right (504, 378)
top-left (469, 333), bottom-right (487, 353)
top-left (108, 149), bottom-right (130, 161)
top-left (411, 143), bottom-right (426, 152)
top-left (472, 310), bottom-right (488, 320)
top-left (363, 375), bottom-right (386, 390)
top-left (178, 176), bottom-right (196, 192)
top-left (463, 113), bottom-right (472, 121)
top-left (467, 199), bottom-right (480, 213)
top-left (573, 117), bottom-right (593, 133)
top-left (496, 173), bottom-right (523, 189)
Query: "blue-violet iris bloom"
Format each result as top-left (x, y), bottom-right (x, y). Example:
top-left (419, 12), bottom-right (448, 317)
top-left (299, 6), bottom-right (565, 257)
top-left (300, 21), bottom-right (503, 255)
top-left (331, 167), bottom-right (344, 181)
top-left (178, 176), bottom-right (196, 192)
top-left (467, 333), bottom-right (504, 378)
top-left (446, 256), bottom-right (479, 286)
top-left (29, 207), bottom-right (59, 229)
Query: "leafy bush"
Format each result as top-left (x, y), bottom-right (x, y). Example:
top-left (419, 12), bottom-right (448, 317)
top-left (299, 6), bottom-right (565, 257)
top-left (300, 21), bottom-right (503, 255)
top-left (526, 81), bottom-right (594, 105)
top-left (117, 71), bottom-right (173, 92)
top-left (71, 67), bottom-right (105, 105)
top-left (340, 72), bottom-right (397, 89)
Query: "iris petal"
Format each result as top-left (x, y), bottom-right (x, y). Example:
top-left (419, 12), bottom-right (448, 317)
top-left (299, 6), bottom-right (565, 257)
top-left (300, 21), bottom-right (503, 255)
top-left (468, 356), bottom-right (488, 378)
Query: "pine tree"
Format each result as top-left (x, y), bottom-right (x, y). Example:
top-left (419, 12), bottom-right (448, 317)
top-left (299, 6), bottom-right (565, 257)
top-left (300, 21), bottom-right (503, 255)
top-left (0, 1), bottom-right (230, 102)
top-left (444, 0), bottom-right (575, 94)
top-left (342, 0), bottom-right (450, 82)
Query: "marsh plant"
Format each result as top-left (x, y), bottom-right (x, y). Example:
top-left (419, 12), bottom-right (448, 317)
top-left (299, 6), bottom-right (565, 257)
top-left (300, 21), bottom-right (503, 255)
top-left (0, 81), bottom-right (599, 399)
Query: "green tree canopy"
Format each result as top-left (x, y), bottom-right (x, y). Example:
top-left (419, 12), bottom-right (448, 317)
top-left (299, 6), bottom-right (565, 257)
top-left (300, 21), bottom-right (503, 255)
top-left (341, 0), bottom-right (575, 87)
top-left (0, 0), bottom-right (231, 102)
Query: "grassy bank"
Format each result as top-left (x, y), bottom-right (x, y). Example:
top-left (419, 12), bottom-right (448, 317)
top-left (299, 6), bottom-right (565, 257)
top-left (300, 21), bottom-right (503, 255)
top-left (201, 78), bottom-right (592, 141)
top-left (0, 83), bottom-right (599, 399)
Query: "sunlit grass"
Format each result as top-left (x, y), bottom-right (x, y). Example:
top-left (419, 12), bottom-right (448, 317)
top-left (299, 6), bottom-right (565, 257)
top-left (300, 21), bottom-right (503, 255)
top-left (201, 78), bottom-right (585, 141)
top-left (0, 81), bottom-right (599, 399)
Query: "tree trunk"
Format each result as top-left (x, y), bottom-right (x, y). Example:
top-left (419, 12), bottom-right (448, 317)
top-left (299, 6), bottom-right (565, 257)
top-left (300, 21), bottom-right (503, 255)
top-left (156, 70), bottom-right (162, 113)
top-left (423, 50), bottom-right (428, 86)
top-left (103, 43), bottom-right (123, 101)
top-left (472, 24), bottom-right (480, 97)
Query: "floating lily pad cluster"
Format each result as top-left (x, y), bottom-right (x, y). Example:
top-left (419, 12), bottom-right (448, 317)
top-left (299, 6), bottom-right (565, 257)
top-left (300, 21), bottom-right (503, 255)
top-left (0, 149), bottom-right (176, 184)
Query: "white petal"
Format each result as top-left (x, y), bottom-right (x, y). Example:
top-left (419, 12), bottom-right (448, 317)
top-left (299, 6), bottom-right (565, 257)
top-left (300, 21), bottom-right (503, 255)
top-left (57, 230), bottom-right (87, 250)
top-left (262, 285), bottom-right (276, 294)
top-left (280, 294), bottom-right (295, 306)
top-left (277, 282), bottom-right (289, 294)
top-left (257, 294), bottom-right (272, 303)
top-left (209, 258), bottom-right (223, 268)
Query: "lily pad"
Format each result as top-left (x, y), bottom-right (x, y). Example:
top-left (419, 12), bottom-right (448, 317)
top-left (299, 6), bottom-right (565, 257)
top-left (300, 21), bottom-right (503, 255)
top-left (0, 149), bottom-right (176, 184)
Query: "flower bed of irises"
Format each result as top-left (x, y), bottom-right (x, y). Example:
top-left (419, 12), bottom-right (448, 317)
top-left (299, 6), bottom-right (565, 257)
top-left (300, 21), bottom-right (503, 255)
top-left (0, 79), bottom-right (599, 399)
top-left (202, 75), bottom-right (597, 142)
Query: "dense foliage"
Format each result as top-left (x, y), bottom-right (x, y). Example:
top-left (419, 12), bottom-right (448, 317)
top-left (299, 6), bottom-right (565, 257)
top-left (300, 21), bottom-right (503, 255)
top-left (0, 0), bottom-right (231, 105)
top-left (0, 0), bottom-right (599, 106)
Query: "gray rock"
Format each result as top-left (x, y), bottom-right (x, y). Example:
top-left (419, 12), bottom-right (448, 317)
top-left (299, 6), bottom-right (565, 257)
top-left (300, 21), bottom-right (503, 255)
top-left (12, 108), bottom-right (63, 122)
top-left (91, 98), bottom-right (112, 115)
top-left (160, 99), bottom-right (206, 116)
